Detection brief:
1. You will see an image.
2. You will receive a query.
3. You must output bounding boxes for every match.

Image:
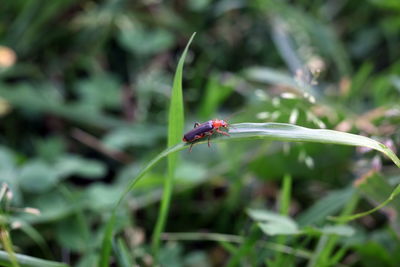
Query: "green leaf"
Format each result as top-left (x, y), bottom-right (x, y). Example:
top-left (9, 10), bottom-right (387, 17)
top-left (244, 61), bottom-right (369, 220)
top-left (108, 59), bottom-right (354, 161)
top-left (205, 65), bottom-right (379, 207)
top-left (76, 75), bottom-right (121, 110)
top-left (84, 184), bottom-right (121, 211)
top-left (55, 218), bottom-right (88, 252)
top-left (34, 137), bottom-right (66, 162)
top-left (118, 21), bottom-right (174, 56)
top-left (102, 124), bottom-right (165, 149)
top-left (355, 242), bottom-right (396, 266)
top-left (244, 67), bottom-right (303, 92)
top-left (0, 83), bottom-right (123, 129)
top-left (18, 160), bottom-right (58, 193)
top-left (297, 187), bottom-right (354, 226)
top-left (24, 191), bottom-right (81, 223)
top-left (248, 209), bottom-right (355, 237)
top-left (0, 146), bottom-right (17, 171)
top-left (248, 209), bottom-right (300, 235)
top-left (0, 147), bottom-right (21, 203)
top-left (158, 242), bottom-right (184, 267)
top-left (76, 253), bottom-right (98, 267)
top-left (55, 155), bottom-right (106, 179)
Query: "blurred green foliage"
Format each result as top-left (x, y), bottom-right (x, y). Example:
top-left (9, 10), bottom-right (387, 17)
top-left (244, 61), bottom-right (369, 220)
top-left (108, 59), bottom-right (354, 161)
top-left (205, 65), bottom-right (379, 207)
top-left (0, 0), bottom-right (400, 266)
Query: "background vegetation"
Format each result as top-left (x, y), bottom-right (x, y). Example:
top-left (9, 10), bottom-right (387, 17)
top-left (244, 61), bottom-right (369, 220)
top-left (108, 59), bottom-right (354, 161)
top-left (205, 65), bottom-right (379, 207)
top-left (0, 0), bottom-right (400, 266)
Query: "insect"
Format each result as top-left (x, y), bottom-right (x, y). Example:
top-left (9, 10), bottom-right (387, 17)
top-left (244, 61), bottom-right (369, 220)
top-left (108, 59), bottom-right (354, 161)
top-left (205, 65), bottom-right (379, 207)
top-left (182, 119), bottom-right (230, 152)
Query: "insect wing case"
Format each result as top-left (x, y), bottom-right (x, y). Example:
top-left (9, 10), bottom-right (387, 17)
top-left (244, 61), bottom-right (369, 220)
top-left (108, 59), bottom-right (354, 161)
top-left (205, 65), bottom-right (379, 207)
top-left (183, 121), bottom-right (213, 141)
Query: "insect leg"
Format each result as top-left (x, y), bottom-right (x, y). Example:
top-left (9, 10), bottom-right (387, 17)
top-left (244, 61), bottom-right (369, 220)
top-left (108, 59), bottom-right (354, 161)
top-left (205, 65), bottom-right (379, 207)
top-left (204, 130), bottom-right (214, 147)
top-left (189, 143), bottom-right (194, 152)
top-left (193, 122), bottom-right (200, 128)
top-left (216, 129), bottom-right (230, 136)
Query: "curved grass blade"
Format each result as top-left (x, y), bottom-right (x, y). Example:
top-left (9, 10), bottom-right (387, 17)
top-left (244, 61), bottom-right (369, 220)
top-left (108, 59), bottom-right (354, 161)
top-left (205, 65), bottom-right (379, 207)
top-left (99, 33), bottom-right (195, 266)
top-left (100, 122), bottom-right (400, 265)
top-left (228, 123), bottom-right (400, 167)
top-left (0, 227), bottom-right (19, 267)
top-left (99, 212), bottom-right (115, 267)
top-left (0, 250), bottom-right (69, 267)
top-left (329, 184), bottom-right (400, 223)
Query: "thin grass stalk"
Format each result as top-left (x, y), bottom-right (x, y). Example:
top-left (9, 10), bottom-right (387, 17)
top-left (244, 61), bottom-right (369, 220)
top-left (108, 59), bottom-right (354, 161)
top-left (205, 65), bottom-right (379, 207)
top-left (151, 33), bottom-right (196, 257)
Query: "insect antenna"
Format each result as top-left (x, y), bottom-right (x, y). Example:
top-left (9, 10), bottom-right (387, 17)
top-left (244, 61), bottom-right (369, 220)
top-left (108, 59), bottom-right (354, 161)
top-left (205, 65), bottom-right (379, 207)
top-left (222, 109), bottom-right (245, 129)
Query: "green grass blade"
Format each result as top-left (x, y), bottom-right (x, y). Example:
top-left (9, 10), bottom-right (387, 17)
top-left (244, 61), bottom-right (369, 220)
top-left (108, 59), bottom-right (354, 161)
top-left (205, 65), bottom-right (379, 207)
top-left (315, 193), bottom-right (359, 266)
top-left (0, 250), bottom-right (69, 267)
top-left (113, 238), bottom-right (133, 267)
top-left (226, 225), bottom-right (260, 267)
top-left (279, 174), bottom-right (292, 216)
top-left (119, 143), bottom-right (186, 201)
top-left (123, 123), bottom-right (399, 207)
top-left (198, 74), bottom-right (234, 119)
top-left (151, 32), bottom-right (196, 256)
top-left (99, 212), bottom-right (116, 267)
top-left (99, 33), bottom-right (195, 266)
top-left (0, 228), bottom-right (19, 267)
top-left (307, 235), bottom-right (328, 267)
top-left (274, 174), bottom-right (292, 264)
top-left (329, 184), bottom-right (400, 223)
top-left (168, 33), bottom-right (196, 149)
top-left (297, 188), bottom-right (354, 226)
top-left (228, 123), bottom-right (400, 167)
top-left (100, 122), bottom-right (400, 265)
top-left (17, 222), bottom-right (53, 259)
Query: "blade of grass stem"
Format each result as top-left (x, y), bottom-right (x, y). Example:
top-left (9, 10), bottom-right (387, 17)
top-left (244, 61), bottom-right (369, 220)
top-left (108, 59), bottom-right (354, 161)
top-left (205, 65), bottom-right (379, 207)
top-left (162, 232), bottom-right (312, 259)
top-left (17, 222), bottom-right (54, 260)
top-left (162, 232), bottom-right (243, 243)
top-left (274, 174), bottom-right (292, 264)
top-left (329, 184), bottom-right (400, 223)
top-left (279, 174), bottom-right (292, 216)
top-left (226, 224), bottom-right (260, 267)
top-left (0, 227), bottom-right (19, 267)
top-left (229, 123), bottom-right (399, 167)
top-left (100, 122), bottom-right (400, 265)
top-left (151, 32), bottom-right (195, 256)
top-left (219, 241), bottom-right (239, 254)
top-left (113, 238), bottom-right (133, 267)
top-left (307, 235), bottom-right (328, 267)
top-left (0, 250), bottom-right (69, 267)
top-left (314, 192), bottom-right (359, 266)
top-left (99, 210), bottom-right (116, 267)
